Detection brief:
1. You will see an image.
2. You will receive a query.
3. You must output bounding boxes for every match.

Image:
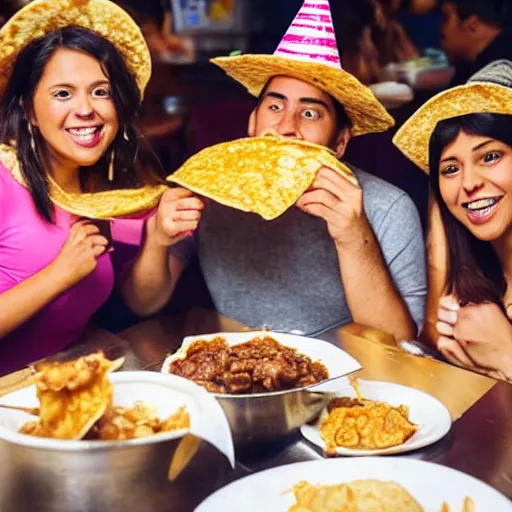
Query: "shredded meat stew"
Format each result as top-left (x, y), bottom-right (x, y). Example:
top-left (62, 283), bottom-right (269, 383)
top-left (168, 336), bottom-right (329, 394)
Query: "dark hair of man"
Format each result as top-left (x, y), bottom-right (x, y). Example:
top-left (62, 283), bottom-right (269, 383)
top-left (428, 112), bottom-right (511, 309)
top-left (256, 81), bottom-right (351, 133)
top-left (448, 0), bottom-right (510, 28)
top-left (0, 26), bottom-right (163, 223)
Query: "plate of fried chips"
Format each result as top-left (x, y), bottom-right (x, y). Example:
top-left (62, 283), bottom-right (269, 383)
top-left (301, 379), bottom-right (452, 456)
top-left (0, 353), bottom-right (234, 465)
top-left (167, 136), bottom-right (359, 220)
top-left (196, 457), bottom-right (511, 511)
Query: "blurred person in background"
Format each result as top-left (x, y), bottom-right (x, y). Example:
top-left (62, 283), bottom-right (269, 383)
top-left (331, 0), bottom-right (383, 85)
top-left (440, 0), bottom-right (512, 86)
top-left (117, 0), bottom-right (189, 58)
top-left (409, 0), bottom-right (438, 14)
top-left (372, 0), bottom-right (420, 66)
top-left (397, 0), bottom-right (442, 51)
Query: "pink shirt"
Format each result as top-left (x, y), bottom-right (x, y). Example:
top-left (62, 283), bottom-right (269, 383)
top-left (0, 163), bottom-right (145, 375)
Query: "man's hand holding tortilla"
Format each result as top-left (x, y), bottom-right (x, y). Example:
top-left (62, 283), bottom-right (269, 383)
top-left (296, 167), bottom-right (373, 248)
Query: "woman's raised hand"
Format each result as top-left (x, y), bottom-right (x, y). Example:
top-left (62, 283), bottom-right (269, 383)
top-left (48, 220), bottom-right (109, 290)
top-left (437, 295), bottom-right (512, 379)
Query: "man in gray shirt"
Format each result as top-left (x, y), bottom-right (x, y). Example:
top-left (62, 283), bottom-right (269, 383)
top-left (123, 1), bottom-right (426, 341)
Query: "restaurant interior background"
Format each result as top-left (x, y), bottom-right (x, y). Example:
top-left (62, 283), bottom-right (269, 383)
top-left (0, 0), bottom-right (462, 329)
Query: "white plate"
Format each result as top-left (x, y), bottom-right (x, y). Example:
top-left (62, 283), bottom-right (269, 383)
top-left (300, 380), bottom-right (452, 456)
top-left (161, 331), bottom-right (362, 391)
top-left (195, 457), bottom-right (512, 511)
top-left (369, 81), bottom-right (414, 108)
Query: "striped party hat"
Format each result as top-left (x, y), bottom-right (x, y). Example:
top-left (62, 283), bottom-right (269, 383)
top-left (274, 0), bottom-right (342, 70)
top-left (212, 0), bottom-right (394, 137)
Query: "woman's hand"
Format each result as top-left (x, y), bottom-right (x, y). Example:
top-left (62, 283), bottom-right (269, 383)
top-left (48, 220), bottom-right (109, 290)
top-left (436, 295), bottom-right (474, 367)
top-left (436, 295), bottom-right (512, 378)
top-left (147, 187), bottom-right (204, 247)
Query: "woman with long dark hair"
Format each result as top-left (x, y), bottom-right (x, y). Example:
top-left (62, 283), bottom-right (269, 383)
top-left (0, 0), bottom-right (203, 375)
top-left (394, 60), bottom-right (512, 380)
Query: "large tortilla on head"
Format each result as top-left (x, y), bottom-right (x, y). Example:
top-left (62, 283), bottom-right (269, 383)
top-left (167, 136), bottom-right (358, 220)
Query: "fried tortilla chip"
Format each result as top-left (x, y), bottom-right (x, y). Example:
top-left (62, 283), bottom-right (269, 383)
top-left (289, 480), bottom-right (424, 512)
top-left (24, 353), bottom-right (121, 440)
top-left (441, 498), bottom-right (476, 512)
top-left (167, 136), bottom-right (359, 220)
top-left (96, 403), bottom-right (190, 440)
top-left (321, 398), bottom-right (418, 455)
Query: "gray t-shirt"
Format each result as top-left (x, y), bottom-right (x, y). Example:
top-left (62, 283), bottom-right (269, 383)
top-left (171, 167), bottom-right (426, 336)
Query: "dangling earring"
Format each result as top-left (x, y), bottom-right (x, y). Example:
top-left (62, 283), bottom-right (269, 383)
top-left (108, 150), bottom-right (115, 182)
top-left (27, 123), bottom-right (37, 155)
top-left (123, 126), bottom-right (129, 142)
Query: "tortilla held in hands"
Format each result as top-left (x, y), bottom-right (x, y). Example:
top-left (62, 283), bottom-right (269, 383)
top-left (167, 136), bottom-right (358, 220)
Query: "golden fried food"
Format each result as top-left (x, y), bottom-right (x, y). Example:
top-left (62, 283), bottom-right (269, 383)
top-left (19, 352), bottom-right (190, 442)
top-left (21, 353), bottom-right (118, 440)
top-left (440, 498), bottom-right (475, 512)
top-left (34, 352), bottom-right (121, 392)
top-left (96, 403), bottom-right (190, 441)
top-left (320, 398), bottom-right (417, 454)
top-left (289, 480), bottom-right (423, 512)
top-left (289, 481), bottom-right (475, 512)
top-left (168, 335), bottom-right (329, 394)
top-left (167, 136), bottom-right (358, 220)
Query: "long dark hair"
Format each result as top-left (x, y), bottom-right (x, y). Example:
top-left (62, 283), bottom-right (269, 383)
top-left (429, 113), bottom-right (511, 308)
top-left (0, 26), bottom-right (163, 222)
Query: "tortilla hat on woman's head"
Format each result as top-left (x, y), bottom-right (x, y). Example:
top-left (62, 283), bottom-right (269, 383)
top-left (211, 0), bottom-right (394, 137)
top-left (0, 0), bottom-right (151, 99)
top-left (393, 59), bottom-right (512, 173)
top-left (0, 0), bottom-right (167, 219)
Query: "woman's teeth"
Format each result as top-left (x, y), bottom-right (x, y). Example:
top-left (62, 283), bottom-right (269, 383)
top-left (464, 197), bottom-right (501, 211)
top-left (68, 127), bottom-right (100, 142)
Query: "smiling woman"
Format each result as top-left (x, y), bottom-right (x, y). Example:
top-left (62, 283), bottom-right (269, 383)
top-left (0, 24), bottom-right (164, 220)
top-left (393, 60), bottom-right (512, 381)
top-left (0, 0), bottom-right (170, 376)
top-left (429, 113), bottom-right (512, 306)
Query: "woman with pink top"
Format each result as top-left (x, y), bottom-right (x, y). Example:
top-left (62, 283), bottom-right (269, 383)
top-left (0, 0), bottom-right (204, 375)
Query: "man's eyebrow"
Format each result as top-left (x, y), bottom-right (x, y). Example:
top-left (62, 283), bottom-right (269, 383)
top-left (264, 91), bottom-right (287, 101)
top-left (299, 97), bottom-right (331, 110)
top-left (262, 92), bottom-right (331, 111)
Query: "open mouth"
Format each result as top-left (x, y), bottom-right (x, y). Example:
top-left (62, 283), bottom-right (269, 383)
top-left (66, 125), bottom-right (103, 146)
top-left (462, 196), bottom-right (503, 222)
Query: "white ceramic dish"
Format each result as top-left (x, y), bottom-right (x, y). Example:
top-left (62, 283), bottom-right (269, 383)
top-left (369, 81), bottom-right (414, 108)
top-left (301, 379), bottom-right (451, 456)
top-left (195, 457), bottom-right (512, 511)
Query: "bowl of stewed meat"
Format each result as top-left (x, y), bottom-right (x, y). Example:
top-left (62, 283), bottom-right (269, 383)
top-left (161, 332), bottom-right (361, 446)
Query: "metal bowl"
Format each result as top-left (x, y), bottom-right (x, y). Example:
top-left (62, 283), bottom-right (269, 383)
top-left (0, 372), bottom-right (234, 512)
top-left (162, 331), bottom-right (362, 446)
